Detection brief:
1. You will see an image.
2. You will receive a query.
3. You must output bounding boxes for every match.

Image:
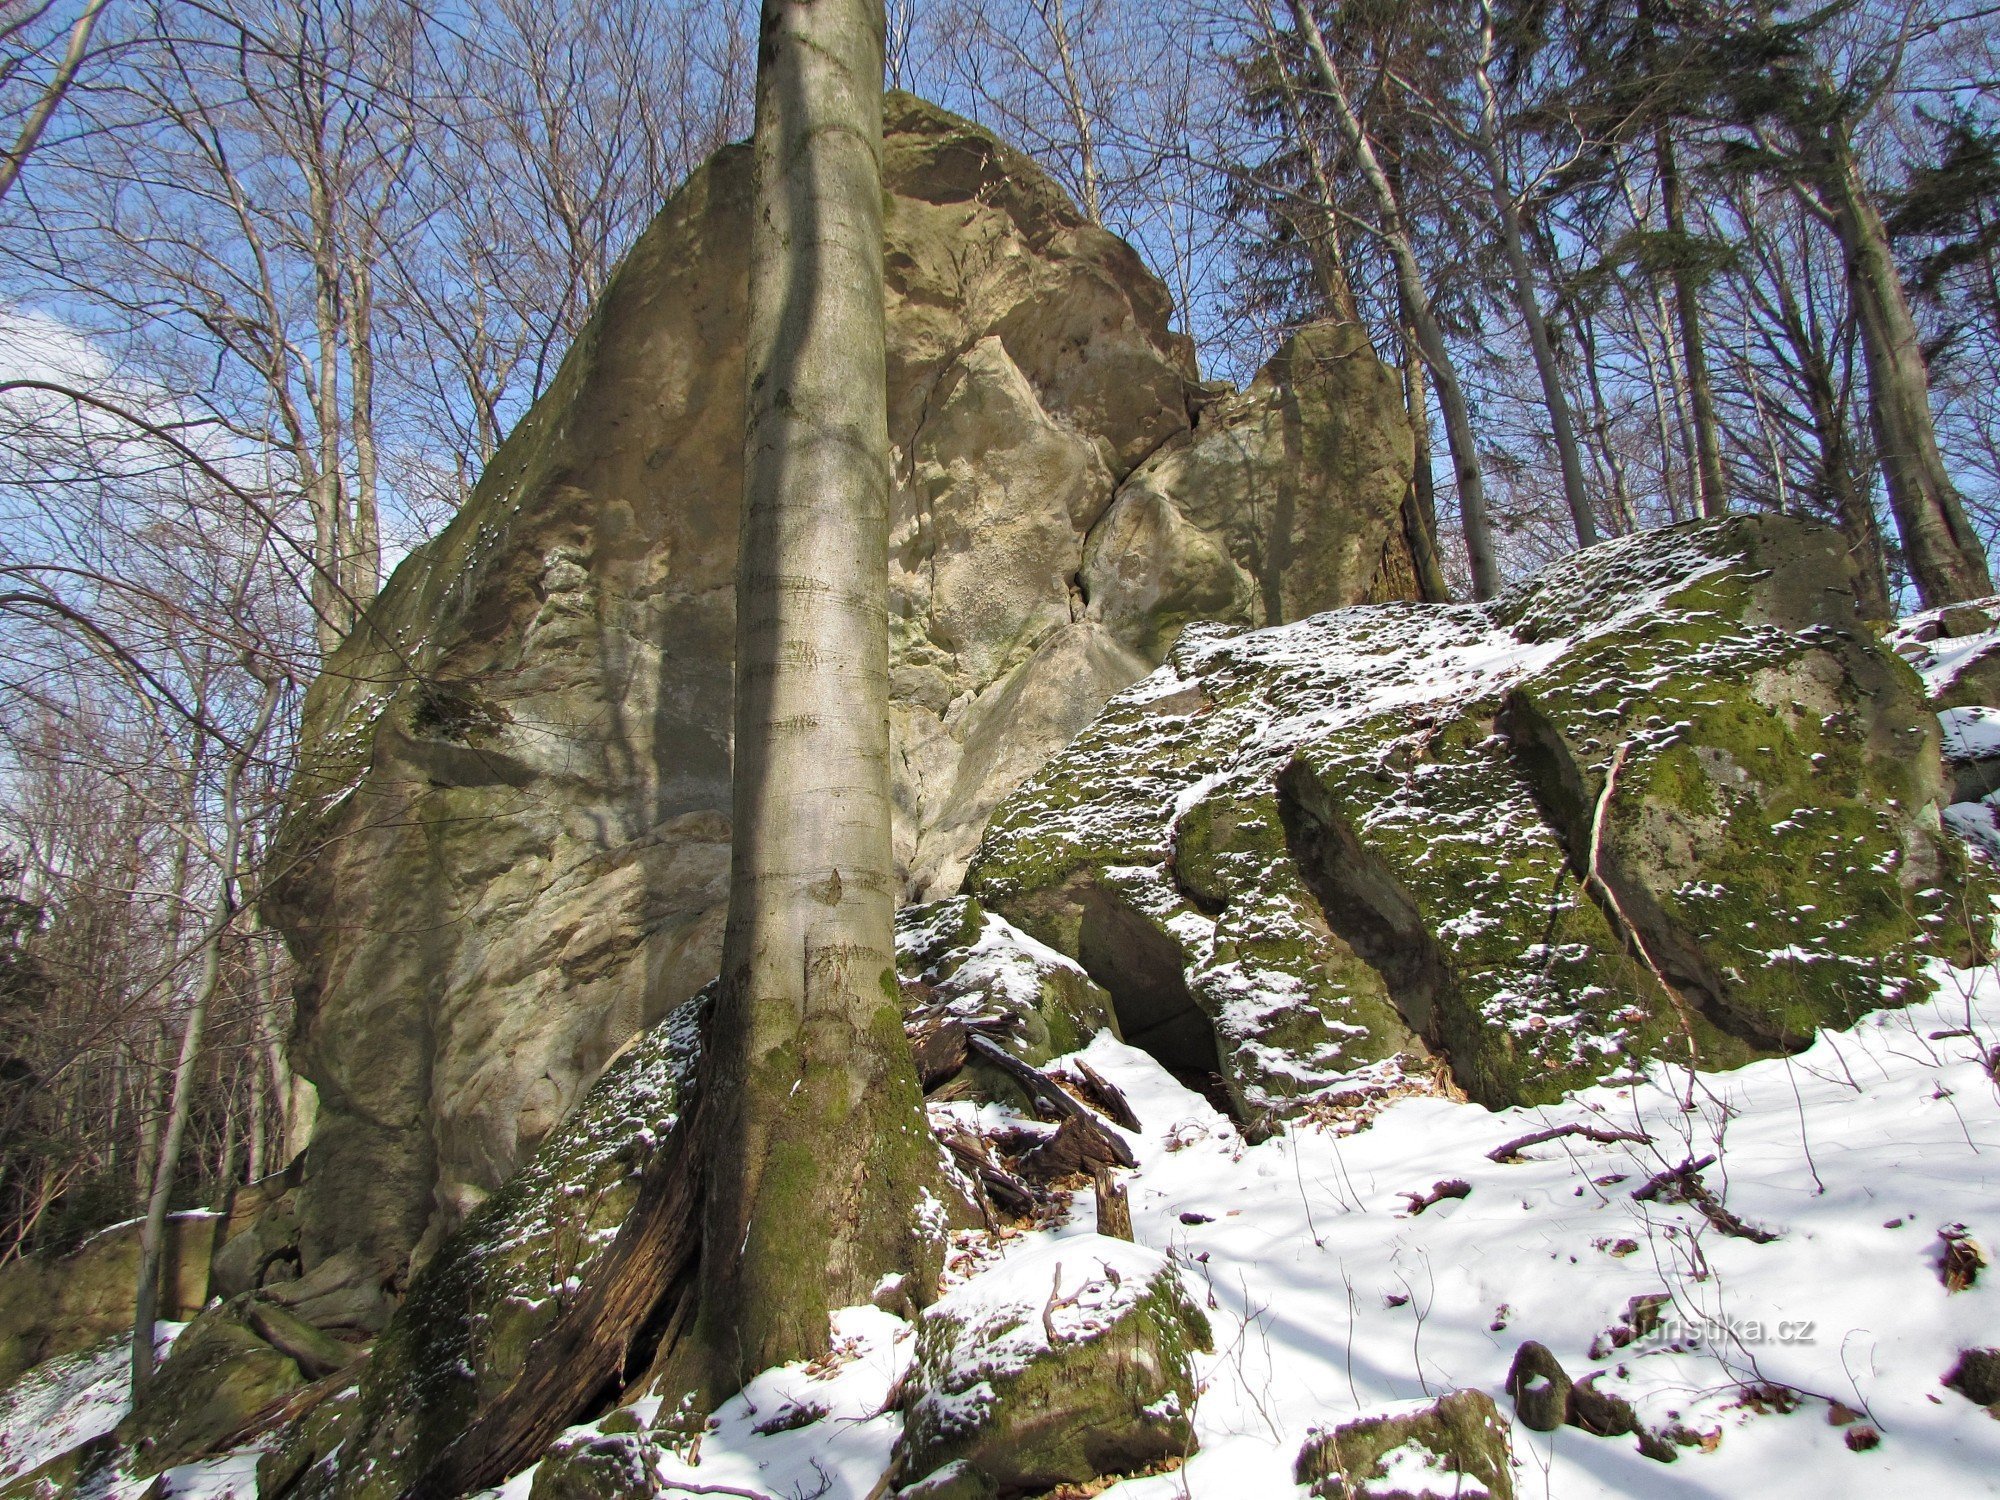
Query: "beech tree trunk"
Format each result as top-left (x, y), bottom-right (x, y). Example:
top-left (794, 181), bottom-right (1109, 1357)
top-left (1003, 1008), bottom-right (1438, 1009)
top-left (1287, 0), bottom-right (1500, 598)
top-left (689, 0), bottom-right (940, 1400)
top-left (1813, 128), bottom-right (1992, 607)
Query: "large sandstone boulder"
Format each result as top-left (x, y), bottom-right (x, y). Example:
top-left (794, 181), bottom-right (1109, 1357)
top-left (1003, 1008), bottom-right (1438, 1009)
top-left (267, 94), bottom-right (1418, 1279)
top-left (968, 515), bottom-right (1985, 1114)
top-left (0, 1212), bottom-right (217, 1389)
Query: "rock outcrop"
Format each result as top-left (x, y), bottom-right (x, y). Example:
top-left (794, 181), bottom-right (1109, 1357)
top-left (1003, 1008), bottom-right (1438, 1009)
top-left (266, 95), bottom-right (1420, 1280)
top-left (968, 515), bottom-right (1985, 1115)
top-left (0, 1213), bottom-right (217, 1389)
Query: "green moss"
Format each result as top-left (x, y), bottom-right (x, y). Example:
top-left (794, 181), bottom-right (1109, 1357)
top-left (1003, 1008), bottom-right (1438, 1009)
top-left (1294, 1388), bottom-right (1514, 1500)
top-left (901, 1258), bottom-right (1209, 1493)
top-left (322, 1001), bottom-right (702, 1500)
top-left (969, 516), bottom-right (1982, 1112)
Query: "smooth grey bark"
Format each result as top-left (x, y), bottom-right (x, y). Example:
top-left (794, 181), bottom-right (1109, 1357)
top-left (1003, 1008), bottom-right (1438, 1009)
top-left (694, 0), bottom-right (940, 1396)
top-left (1809, 127), bottom-right (1991, 606)
top-left (1286, 0), bottom-right (1501, 598)
top-left (1473, 3), bottom-right (1595, 549)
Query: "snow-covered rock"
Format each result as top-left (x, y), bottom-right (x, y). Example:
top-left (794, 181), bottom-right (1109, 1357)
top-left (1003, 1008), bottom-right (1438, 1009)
top-left (898, 1235), bottom-right (1208, 1493)
top-left (969, 515), bottom-right (1983, 1115)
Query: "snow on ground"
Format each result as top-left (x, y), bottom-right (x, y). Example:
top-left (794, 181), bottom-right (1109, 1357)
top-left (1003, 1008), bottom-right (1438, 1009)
top-left (0, 1326), bottom-right (185, 1490)
top-left (1077, 963), bottom-right (2000, 1499)
top-left (525, 960), bottom-right (2000, 1500)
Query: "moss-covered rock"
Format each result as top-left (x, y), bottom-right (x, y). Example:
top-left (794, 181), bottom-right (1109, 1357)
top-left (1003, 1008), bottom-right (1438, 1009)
top-left (120, 1303), bottom-right (305, 1477)
top-left (257, 1379), bottom-right (361, 1500)
top-left (969, 517), bottom-right (1985, 1111)
top-left (525, 1430), bottom-right (663, 1500)
top-left (896, 897), bottom-right (1120, 1090)
top-left (303, 1001), bottom-right (702, 1500)
top-left (1294, 1389), bottom-right (1514, 1500)
top-left (898, 1236), bottom-right (1209, 1494)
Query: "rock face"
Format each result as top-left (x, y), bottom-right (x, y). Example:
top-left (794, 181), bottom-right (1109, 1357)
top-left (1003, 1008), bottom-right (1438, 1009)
top-left (0, 1213), bottom-right (217, 1389)
top-left (897, 1236), bottom-right (1209, 1495)
top-left (968, 515), bottom-right (1983, 1115)
top-left (303, 1004), bottom-right (701, 1500)
top-left (267, 94), bottom-right (1419, 1279)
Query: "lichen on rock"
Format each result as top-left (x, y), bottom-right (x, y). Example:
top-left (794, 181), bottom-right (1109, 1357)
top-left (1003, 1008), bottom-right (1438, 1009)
top-left (301, 1000), bottom-right (702, 1500)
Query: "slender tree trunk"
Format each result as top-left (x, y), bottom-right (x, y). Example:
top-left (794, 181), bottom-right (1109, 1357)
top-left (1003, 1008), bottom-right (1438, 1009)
top-left (1287, 0), bottom-right (1499, 596)
top-left (345, 254), bottom-right (382, 608)
top-left (132, 678), bottom-right (280, 1398)
top-left (1038, 0), bottom-right (1101, 224)
top-left (1399, 319), bottom-right (1450, 600)
top-left (690, 0), bottom-right (940, 1401)
top-left (1657, 127), bottom-right (1728, 518)
top-left (1812, 127), bottom-right (1992, 606)
top-left (0, 0), bottom-right (111, 205)
top-left (1474, 4), bottom-right (1594, 548)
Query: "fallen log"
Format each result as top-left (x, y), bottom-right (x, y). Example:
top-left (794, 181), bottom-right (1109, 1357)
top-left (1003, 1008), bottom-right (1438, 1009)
top-left (967, 1034), bottom-right (1135, 1168)
top-left (407, 1113), bottom-right (703, 1500)
top-left (1071, 1058), bottom-right (1141, 1132)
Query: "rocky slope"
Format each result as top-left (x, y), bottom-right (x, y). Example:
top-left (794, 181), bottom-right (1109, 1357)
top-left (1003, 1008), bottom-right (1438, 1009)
top-left (264, 95), bottom-right (1422, 1282)
top-left (969, 514), bottom-right (1986, 1118)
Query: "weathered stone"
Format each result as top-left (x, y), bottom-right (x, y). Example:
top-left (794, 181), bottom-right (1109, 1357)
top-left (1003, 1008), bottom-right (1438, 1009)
top-left (256, 1379), bottom-right (361, 1500)
top-left (310, 1002), bottom-right (700, 1500)
top-left (1504, 1342), bottom-right (1570, 1433)
top-left (1944, 1347), bottom-right (2000, 1407)
top-left (526, 1431), bottom-right (662, 1500)
top-left (209, 1191), bottom-right (301, 1301)
top-left (898, 1237), bottom-right (1208, 1494)
top-left (1294, 1389), bottom-right (1513, 1500)
top-left (120, 1303), bottom-right (305, 1477)
top-left (1085, 321), bottom-right (1415, 656)
top-left (969, 517), bottom-right (1984, 1113)
top-left (265, 94), bottom-right (1419, 1282)
top-left (256, 1247), bottom-right (395, 1336)
top-left (897, 897), bottom-right (1120, 1090)
top-left (0, 1212), bottom-right (217, 1389)
top-left (0, 1435), bottom-right (117, 1500)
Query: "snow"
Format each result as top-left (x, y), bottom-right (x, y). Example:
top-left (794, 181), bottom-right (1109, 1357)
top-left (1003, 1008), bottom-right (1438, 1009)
top-left (1942, 707), bottom-right (2000, 765)
top-left (455, 957), bottom-right (2000, 1499)
top-left (0, 1339), bottom-right (132, 1485)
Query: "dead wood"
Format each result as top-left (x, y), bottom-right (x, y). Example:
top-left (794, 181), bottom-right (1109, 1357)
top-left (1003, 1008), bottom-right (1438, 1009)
top-left (1398, 1179), bottom-right (1471, 1216)
top-left (967, 1034), bottom-right (1135, 1168)
top-left (1630, 1155), bottom-right (1776, 1243)
top-left (1093, 1167), bottom-right (1133, 1240)
top-left (1071, 1058), bottom-right (1141, 1131)
top-left (407, 1114), bottom-right (702, 1499)
top-left (1487, 1123), bottom-right (1652, 1162)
